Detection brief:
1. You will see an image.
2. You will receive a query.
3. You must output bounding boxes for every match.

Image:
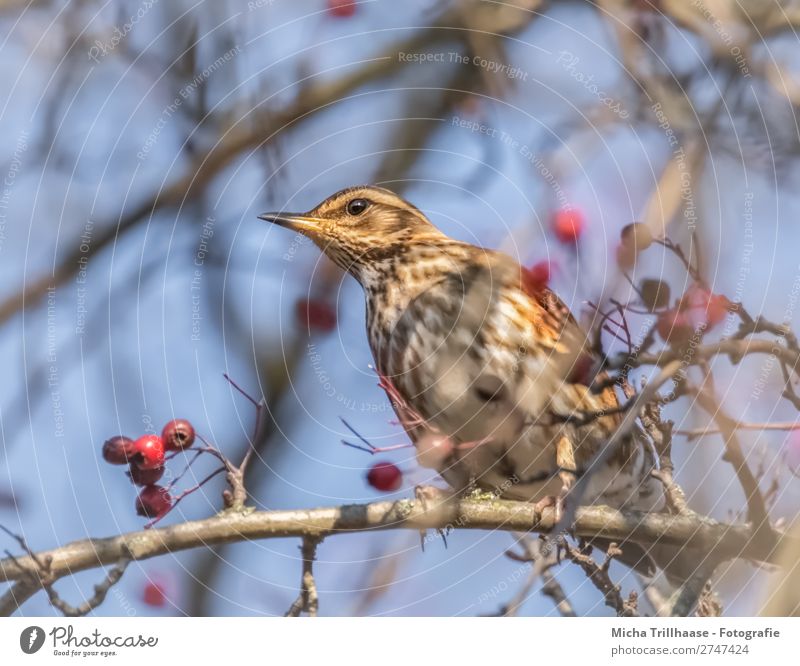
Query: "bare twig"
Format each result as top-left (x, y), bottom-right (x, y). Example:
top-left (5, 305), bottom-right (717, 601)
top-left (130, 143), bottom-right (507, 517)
top-left (694, 389), bottom-right (773, 537)
top-left (641, 402), bottom-right (691, 516)
top-left (499, 536), bottom-right (575, 617)
top-left (43, 559), bottom-right (131, 618)
top-left (669, 562), bottom-right (718, 617)
top-left (0, 525), bottom-right (130, 617)
top-left (695, 581), bottom-right (723, 617)
top-left (561, 540), bottom-right (637, 617)
top-left (677, 421), bottom-right (800, 439)
top-left (550, 359), bottom-right (684, 538)
top-left (285, 535), bottom-right (323, 617)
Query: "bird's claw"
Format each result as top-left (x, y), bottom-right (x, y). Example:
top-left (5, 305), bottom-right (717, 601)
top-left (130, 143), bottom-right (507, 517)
top-left (533, 494), bottom-right (564, 524)
top-left (414, 484), bottom-right (452, 510)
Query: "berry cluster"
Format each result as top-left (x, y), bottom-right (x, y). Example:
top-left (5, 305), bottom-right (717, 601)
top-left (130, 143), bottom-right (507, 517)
top-left (101, 419), bottom-right (196, 520)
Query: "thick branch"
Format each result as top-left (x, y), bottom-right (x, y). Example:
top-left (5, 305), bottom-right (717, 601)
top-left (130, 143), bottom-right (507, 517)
top-left (1, 500), bottom-right (793, 589)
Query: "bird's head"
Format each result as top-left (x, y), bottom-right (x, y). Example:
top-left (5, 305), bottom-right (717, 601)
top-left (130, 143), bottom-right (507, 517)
top-left (259, 186), bottom-right (445, 279)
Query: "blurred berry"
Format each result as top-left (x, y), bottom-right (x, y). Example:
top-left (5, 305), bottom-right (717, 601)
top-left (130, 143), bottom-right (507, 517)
top-left (142, 581), bottom-right (167, 608)
top-left (366, 461), bottom-right (402, 492)
top-left (128, 464), bottom-right (165, 487)
top-left (132, 435), bottom-right (166, 470)
top-left (102, 436), bottom-right (135, 465)
top-left (640, 278), bottom-right (670, 311)
top-left (162, 419), bottom-right (195, 451)
top-left (415, 433), bottom-right (454, 469)
top-left (620, 222), bottom-right (653, 252)
top-left (680, 284), bottom-right (730, 331)
top-left (296, 298), bottom-right (337, 333)
top-left (328, 0), bottom-right (356, 17)
top-left (135, 485), bottom-right (172, 518)
top-left (522, 261), bottom-right (551, 295)
top-left (656, 308), bottom-right (694, 344)
top-left (552, 208), bottom-right (584, 244)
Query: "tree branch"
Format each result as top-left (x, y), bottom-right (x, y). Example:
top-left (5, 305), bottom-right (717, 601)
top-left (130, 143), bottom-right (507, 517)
top-left (1, 498), bottom-right (794, 610)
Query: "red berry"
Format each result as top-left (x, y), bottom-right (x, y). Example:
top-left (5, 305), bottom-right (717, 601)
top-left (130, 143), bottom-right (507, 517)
top-left (366, 461), bottom-right (402, 492)
top-left (142, 581), bottom-right (167, 608)
top-left (521, 261), bottom-right (551, 295)
top-left (161, 419), bottom-right (195, 451)
top-left (656, 308), bottom-right (694, 344)
top-left (128, 464), bottom-right (165, 487)
top-left (132, 435), bottom-right (166, 470)
top-left (680, 284), bottom-right (729, 331)
top-left (296, 298), bottom-right (337, 333)
top-left (552, 208), bottom-right (584, 243)
top-left (328, 0), bottom-right (356, 17)
top-left (135, 485), bottom-right (172, 518)
top-left (102, 436), bottom-right (135, 465)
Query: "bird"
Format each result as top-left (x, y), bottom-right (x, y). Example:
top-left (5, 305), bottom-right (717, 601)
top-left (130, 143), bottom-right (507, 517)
top-left (259, 185), bottom-right (664, 522)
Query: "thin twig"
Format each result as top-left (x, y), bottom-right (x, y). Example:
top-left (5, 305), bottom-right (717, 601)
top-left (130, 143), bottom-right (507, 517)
top-left (561, 540), bottom-right (638, 617)
top-left (677, 421), bottom-right (800, 438)
top-left (0, 525), bottom-right (131, 616)
top-left (694, 389), bottom-right (773, 538)
top-left (285, 536), bottom-right (323, 617)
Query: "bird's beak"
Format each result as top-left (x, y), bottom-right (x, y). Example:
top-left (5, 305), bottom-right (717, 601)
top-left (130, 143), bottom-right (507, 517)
top-left (258, 212), bottom-right (322, 234)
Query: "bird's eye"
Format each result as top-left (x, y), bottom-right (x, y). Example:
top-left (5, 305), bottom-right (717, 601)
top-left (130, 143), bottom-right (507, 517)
top-left (346, 198), bottom-right (369, 216)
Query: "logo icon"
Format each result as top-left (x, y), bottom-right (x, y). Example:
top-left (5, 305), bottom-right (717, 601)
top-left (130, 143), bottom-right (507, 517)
top-left (20, 626), bottom-right (45, 654)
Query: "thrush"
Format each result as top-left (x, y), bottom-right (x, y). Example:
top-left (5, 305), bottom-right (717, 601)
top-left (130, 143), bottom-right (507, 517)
top-left (260, 186), bottom-right (663, 519)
